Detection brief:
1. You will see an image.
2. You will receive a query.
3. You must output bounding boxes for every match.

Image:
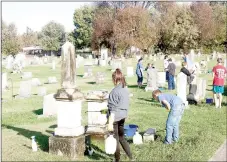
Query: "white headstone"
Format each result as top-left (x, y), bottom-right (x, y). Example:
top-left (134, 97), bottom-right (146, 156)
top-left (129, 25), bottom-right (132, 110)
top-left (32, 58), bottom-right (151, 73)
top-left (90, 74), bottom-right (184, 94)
top-left (189, 49), bottom-right (195, 62)
top-left (99, 60), bottom-right (107, 66)
top-left (18, 80), bottom-right (32, 98)
top-left (2, 73), bottom-right (8, 90)
top-left (127, 67), bottom-right (134, 77)
top-left (224, 59), bottom-right (227, 68)
top-left (5, 55), bottom-right (14, 69)
top-left (212, 51), bottom-right (216, 60)
top-left (112, 60), bottom-right (122, 71)
top-left (207, 56), bottom-right (210, 62)
top-left (157, 72), bottom-right (166, 87)
top-left (83, 65), bottom-right (93, 78)
top-left (145, 68), bottom-right (158, 91)
top-left (101, 48), bottom-right (108, 60)
top-left (52, 60), bottom-right (56, 70)
top-left (43, 93), bottom-right (57, 116)
top-left (177, 72), bottom-right (187, 104)
top-left (54, 100), bottom-right (84, 136)
top-left (48, 77), bottom-right (57, 84)
top-left (96, 72), bottom-right (105, 84)
top-left (88, 55), bottom-right (93, 59)
top-left (21, 72), bottom-right (32, 79)
top-left (31, 78), bottom-right (42, 86)
top-left (38, 87), bottom-right (46, 96)
top-left (201, 79), bottom-right (207, 100)
top-left (87, 101), bottom-right (108, 126)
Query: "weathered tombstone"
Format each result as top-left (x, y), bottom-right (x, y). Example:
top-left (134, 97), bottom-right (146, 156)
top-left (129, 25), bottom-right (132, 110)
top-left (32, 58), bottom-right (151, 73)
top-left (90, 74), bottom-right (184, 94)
top-left (50, 41), bottom-right (85, 159)
top-left (189, 49), bottom-right (195, 62)
top-left (83, 65), bottom-right (93, 78)
top-left (85, 90), bottom-right (108, 134)
top-left (100, 48), bottom-right (108, 60)
top-left (99, 59), bottom-right (106, 66)
top-left (52, 60), bottom-right (56, 70)
top-left (5, 55), bottom-right (14, 69)
top-left (127, 67), bottom-right (134, 77)
top-left (212, 51), bottom-right (216, 60)
top-left (48, 77), bottom-right (57, 84)
top-left (157, 72), bottom-right (166, 87)
top-left (207, 56), bottom-right (210, 62)
top-left (21, 72), bottom-right (32, 79)
top-left (195, 77), bottom-right (202, 101)
top-left (2, 73), bottom-right (8, 90)
top-left (96, 72), bottom-right (105, 84)
top-left (31, 78), bottom-right (42, 86)
top-left (43, 93), bottom-right (57, 115)
top-left (145, 68), bottom-right (158, 91)
top-left (94, 58), bottom-right (98, 65)
top-left (201, 79), bottom-right (207, 100)
top-left (111, 60), bottom-right (122, 71)
top-left (17, 80), bottom-right (32, 98)
top-left (224, 59), bottom-right (227, 68)
top-left (177, 72), bottom-right (187, 104)
top-left (38, 87), bottom-right (46, 96)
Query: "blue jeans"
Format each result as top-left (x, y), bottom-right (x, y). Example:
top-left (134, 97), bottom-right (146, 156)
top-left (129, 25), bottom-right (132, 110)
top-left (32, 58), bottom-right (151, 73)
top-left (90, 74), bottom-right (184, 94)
top-left (168, 74), bottom-right (175, 90)
top-left (165, 104), bottom-right (184, 144)
top-left (166, 71), bottom-right (169, 81)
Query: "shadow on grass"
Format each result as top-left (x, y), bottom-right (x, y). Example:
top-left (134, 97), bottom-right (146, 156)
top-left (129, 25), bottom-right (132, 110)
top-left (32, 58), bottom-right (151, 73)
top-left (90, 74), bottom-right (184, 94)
top-left (223, 85), bottom-right (227, 96)
top-left (87, 82), bottom-right (96, 85)
top-left (33, 108), bottom-right (43, 115)
top-left (77, 75), bottom-right (83, 78)
top-left (2, 124), bottom-right (49, 152)
top-left (49, 124), bottom-right (57, 128)
top-left (127, 85), bottom-right (146, 89)
top-left (86, 144), bottom-right (111, 161)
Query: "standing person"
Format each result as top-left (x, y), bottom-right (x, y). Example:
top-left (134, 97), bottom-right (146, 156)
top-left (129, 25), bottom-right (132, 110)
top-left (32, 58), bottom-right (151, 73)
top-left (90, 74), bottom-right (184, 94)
top-left (136, 57), bottom-right (144, 88)
top-left (164, 55), bottom-right (169, 82)
top-left (165, 58), bottom-right (176, 90)
top-left (212, 58), bottom-right (227, 108)
top-left (152, 89), bottom-right (185, 144)
top-left (107, 69), bottom-right (132, 162)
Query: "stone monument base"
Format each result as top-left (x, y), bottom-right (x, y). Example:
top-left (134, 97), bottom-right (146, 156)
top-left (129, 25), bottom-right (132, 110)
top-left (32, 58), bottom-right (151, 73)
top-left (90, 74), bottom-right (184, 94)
top-left (54, 88), bottom-right (84, 101)
top-left (49, 135), bottom-right (85, 160)
top-left (55, 126), bottom-right (85, 137)
top-left (86, 125), bottom-right (107, 135)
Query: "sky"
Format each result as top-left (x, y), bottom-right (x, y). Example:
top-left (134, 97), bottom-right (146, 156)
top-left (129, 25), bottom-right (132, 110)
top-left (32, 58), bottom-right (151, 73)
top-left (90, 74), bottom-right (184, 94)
top-left (2, 2), bottom-right (92, 34)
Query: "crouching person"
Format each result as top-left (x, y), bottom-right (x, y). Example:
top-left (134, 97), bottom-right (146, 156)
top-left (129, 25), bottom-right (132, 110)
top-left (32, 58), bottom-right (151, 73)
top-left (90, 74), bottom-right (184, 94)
top-left (152, 89), bottom-right (185, 144)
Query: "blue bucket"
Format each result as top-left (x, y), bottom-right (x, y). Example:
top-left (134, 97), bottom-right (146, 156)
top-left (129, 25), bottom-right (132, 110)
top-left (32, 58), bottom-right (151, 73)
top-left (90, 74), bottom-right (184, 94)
top-left (206, 98), bottom-right (213, 104)
top-left (124, 124), bottom-right (138, 137)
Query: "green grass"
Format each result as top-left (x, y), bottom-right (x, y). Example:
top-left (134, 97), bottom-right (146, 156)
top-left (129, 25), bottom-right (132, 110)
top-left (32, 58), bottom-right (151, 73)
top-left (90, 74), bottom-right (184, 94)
top-left (2, 55), bottom-right (226, 161)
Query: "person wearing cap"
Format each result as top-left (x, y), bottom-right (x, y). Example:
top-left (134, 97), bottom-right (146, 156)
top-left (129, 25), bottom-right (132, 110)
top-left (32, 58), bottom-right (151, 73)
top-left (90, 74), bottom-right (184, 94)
top-left (136, 57), bottom-right (144, 88)
top-left (165, 58), bottom-right (176, 90)
top-left (212, 58), bottom-right (227, 108)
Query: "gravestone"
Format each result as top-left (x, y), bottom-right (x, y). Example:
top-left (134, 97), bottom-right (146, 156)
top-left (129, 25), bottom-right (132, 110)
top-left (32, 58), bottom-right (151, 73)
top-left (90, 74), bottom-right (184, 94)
top-left (100, 48), bottom-right (108, 60)
top-left (96, 72), bottom-right (105, 84)
top-left (145, 68), bottom-right (158, 91)
top-left (83, 65), bottom-right (93, 78)
top-left (2, 73), bottom-right (8, 90)
top-left (126, 67), bottom-right (134, 77)
top-left (21, 72), bottom-right (32, 79)
top-left (88, 55), bottom-right (92, 59)
top-left (94, 58), bottom-right (98, 66)
top-left (52, 60), bottom-right (56, 70)
top-left (198, 51), bottom-right (201, 57)
top-left (48, 77), bottom-right (57, 84)
top-left (212, 51), bottom-right (216, 60)
top-left (201, 79), bottom-right (207, 100)
top-left (195, 77), bottom-right (202, 101)
top-left (38, 87), bottom-right (46, 96)
top-left (111, 60), bottom-right (122, 71)
top-left (207, 56), bottom-right (210, 62)
top-left (99, 59), bottom-right (106, 66)
top-left (157, 72), bottom-right (166, 87)
top-left (5, 55), bottom-right (14, 69)
top-left (177, 72), bottom-right (187, 104)
top-left (189, 49), bottom-right (195, 62)
top-left (43, 93), bottom-right (57, 116)
top-left (31, 78), bottom-right (42, 86)
top-left (224, 59), bottom-right (227, 68)
top-left (153, 56), bottom-right (157, 62)
top-left (17, 80), bottom-right (32, 98)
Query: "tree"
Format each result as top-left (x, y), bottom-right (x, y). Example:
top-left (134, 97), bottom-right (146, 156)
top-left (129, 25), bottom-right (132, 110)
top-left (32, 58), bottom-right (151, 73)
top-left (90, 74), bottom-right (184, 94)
top-left (2, 21), bottom-right (21, 56)
top-left (20, 27), bottom-right (40, 47)
top-left (39, 21), bottom-right (65, 54)
top-left (73, 6), bottom-right (94, 49)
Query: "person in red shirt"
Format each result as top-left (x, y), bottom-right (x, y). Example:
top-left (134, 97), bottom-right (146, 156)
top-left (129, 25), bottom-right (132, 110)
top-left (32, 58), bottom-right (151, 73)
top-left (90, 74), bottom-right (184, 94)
top-left (212, 58), bottom-right (227, 108)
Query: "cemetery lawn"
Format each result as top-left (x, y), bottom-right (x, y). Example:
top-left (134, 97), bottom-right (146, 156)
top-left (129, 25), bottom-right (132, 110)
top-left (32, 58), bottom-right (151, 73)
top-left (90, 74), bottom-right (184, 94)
top-left (2, 56), bottom-right (226, 161)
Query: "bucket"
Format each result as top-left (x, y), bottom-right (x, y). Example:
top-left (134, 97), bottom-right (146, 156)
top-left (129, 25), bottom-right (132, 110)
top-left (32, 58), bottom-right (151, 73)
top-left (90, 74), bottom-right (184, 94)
top-left (206, 98), bottom-right (213, 104)
top-left (124, 124), bottom-right (138, 137)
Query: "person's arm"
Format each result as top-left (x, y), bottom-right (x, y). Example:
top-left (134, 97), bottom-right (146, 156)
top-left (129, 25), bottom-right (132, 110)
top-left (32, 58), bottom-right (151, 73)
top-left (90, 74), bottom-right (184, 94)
top-left (107, 91), bottom-right (120, 131)
top-left (161, 100), bottom-right (171, 111)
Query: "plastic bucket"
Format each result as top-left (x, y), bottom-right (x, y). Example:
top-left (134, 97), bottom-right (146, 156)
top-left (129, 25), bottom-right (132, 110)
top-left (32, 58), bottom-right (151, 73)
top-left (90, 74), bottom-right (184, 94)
top-left (124, 124), bottom-right (138, 137)
top-left (206, 98), bottom-right (213, 104)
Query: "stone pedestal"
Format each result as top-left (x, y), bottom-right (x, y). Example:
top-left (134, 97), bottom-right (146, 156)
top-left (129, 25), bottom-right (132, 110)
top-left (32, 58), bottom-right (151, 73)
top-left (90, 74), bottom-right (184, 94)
top-left (54, 100), bottom-right (84, 137)
top-left (49, 135), bottom-right (85, 160)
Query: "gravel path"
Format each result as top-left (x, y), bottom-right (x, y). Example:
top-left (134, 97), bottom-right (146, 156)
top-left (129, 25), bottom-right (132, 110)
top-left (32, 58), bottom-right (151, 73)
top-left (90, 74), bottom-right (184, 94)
top-left (209, 140), bottom-right (226, 161)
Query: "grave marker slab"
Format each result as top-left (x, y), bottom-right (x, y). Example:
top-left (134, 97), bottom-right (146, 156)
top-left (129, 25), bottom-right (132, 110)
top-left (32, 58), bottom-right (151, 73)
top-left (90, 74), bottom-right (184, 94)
top-left (126, 67), bottom-right (134, 77)
top-left (177, 72), bottom-right (187, 104)
top-left (18, 80), bottom-right (32, 98)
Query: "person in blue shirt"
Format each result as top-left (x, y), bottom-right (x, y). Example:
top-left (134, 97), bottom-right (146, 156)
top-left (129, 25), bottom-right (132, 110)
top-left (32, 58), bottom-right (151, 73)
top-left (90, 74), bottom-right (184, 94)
top-left (152, 89), bottom-right (185, 144)
top-left (136, 57), bottom-right (144, 88)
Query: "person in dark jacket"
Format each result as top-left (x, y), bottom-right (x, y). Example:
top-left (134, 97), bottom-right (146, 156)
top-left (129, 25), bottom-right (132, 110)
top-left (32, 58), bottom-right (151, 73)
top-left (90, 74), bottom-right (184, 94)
top-left (180, 62), bottom-right (194, 84)
top-left (165, 58), bottom-right (176, 90)
top-left (107, 69), bottom-right (132, 162)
